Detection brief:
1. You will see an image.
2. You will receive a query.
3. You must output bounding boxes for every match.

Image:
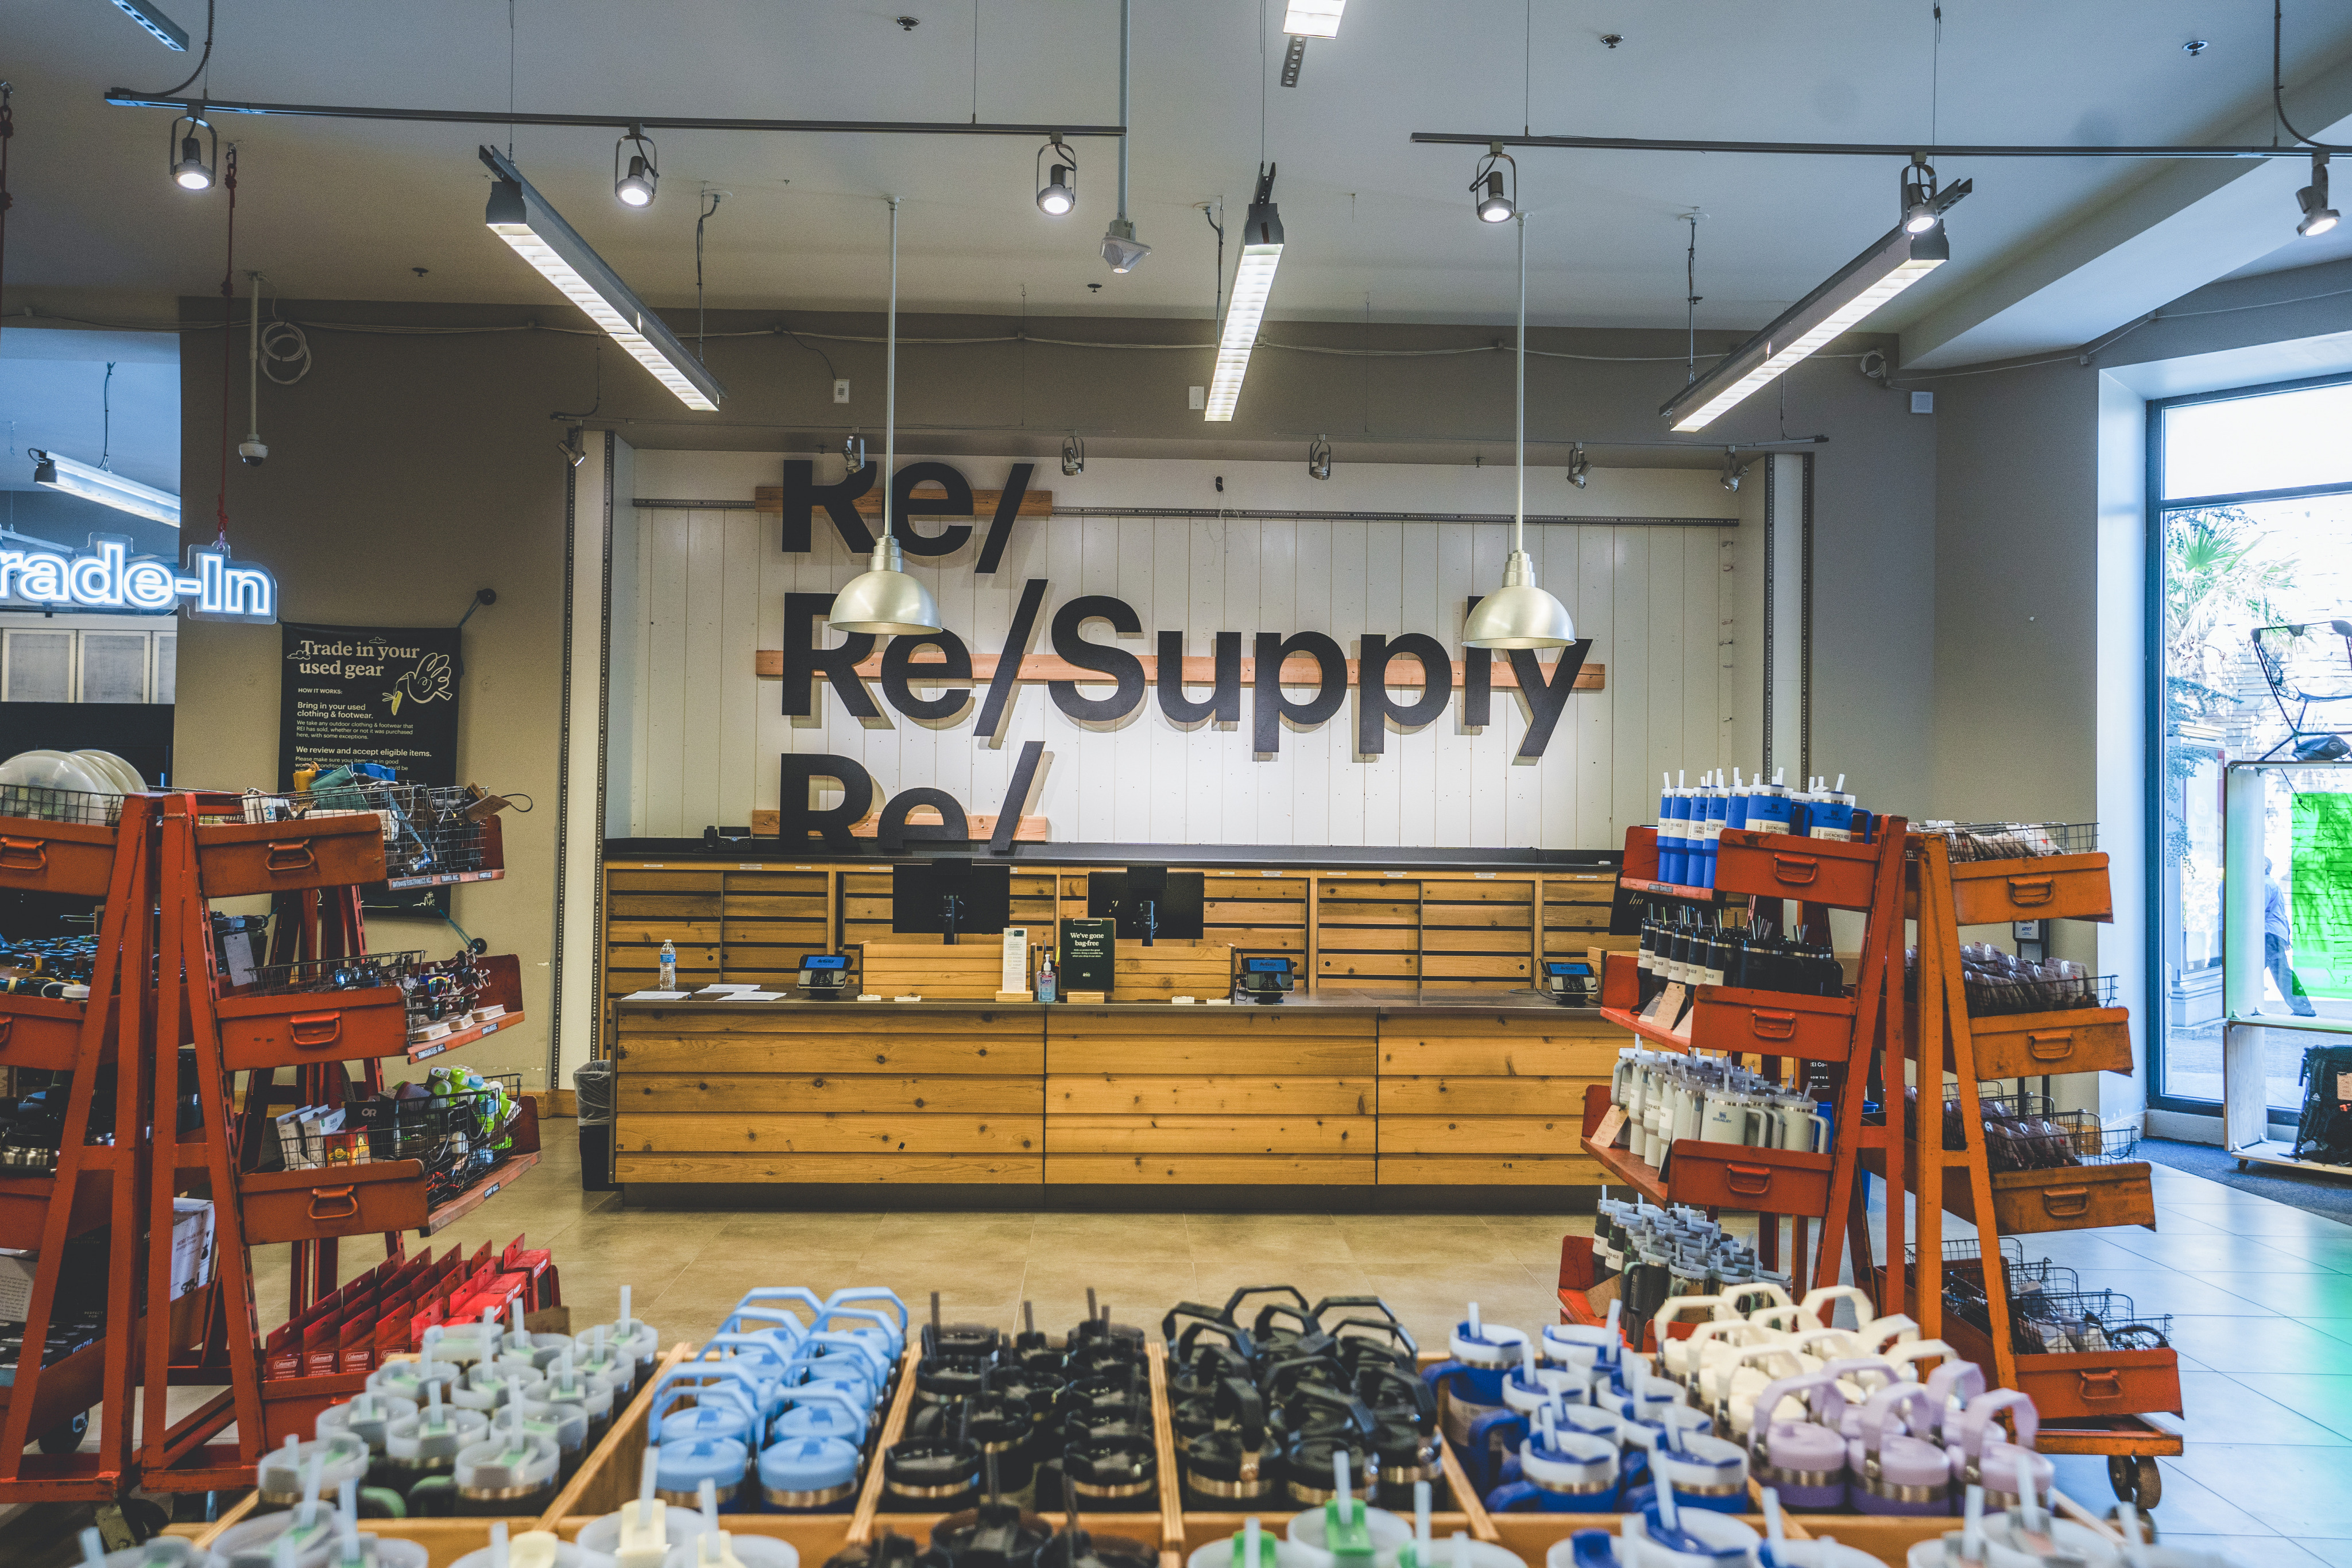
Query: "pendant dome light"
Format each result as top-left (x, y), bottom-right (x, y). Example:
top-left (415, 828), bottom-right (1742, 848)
top-left (829, 197), bottom-right (944, 637)
top-left (1461, 207), bottom-right (1575, 651)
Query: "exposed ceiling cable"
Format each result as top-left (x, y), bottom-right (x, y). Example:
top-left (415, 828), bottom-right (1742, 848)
top-left (2274, 0), bottom-right (2351, 153)
top-left (120, 0), bottom-right (213, 100)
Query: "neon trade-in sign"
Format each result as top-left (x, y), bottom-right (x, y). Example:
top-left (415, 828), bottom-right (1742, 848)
top-left (0, 538), bottom-right (278, 624)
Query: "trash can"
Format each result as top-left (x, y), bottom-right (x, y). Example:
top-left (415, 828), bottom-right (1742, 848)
top-left (574, 1060), bottom-right (617, 1193)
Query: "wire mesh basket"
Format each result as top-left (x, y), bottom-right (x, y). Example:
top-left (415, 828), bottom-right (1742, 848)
top-left (1917, 821), bottom-right (2098, 861)
top-left (2008, 1288), bottom-right (2174, 1357)
top-left (237, 782), bottom-right (510, 882)
top-left (243, 948), bottom-right (501, 1031)
top-left (345, 1070), bottom-right (527, 1205)
top-left (1950, 1088), bottom-right (2141, 1170)
top-left (0, 783), bottom-right (127, 827)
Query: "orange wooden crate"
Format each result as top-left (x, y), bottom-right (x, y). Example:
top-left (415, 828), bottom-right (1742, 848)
top-left (238, 1160), bottom-right (429, 1245)
top-left (1692, 985), bottom-right (1855, 1062)
top-left (1966, 1007), bottom-right (2132, 1079)
top-left (216, 987), bottom-right (409, 1071)
top-left (1715, 830), bottom-right (1879, 910)
top-left (195, 815), bottom-right (387, 897)
top-left (0, 815), bottom-right (119, 897)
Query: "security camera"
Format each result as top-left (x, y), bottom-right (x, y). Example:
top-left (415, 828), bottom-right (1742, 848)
top-left (237, 436), bottom-right (268, 466)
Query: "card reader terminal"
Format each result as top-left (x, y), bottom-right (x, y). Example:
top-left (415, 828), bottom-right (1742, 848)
top-left (797, 953), bottom-right (853, 999)
top-left (1544, 959), bottom-right (1597, 1004)
top-left (1236, 955), bottom-right (1295, 1005)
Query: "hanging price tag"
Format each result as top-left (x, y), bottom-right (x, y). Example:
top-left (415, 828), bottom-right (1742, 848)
top-left (1592, 1105), bottom-right (1628, 1149)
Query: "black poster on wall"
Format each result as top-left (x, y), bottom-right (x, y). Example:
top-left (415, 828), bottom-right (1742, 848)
top-left (279, 624), bottom-right (462, 914)
top-left (278, 624), bottom-right (462, 787)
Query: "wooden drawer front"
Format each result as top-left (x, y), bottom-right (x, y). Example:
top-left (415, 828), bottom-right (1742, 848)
top-left (0, 816), bottom-right (118, 897)
top-left (1045, 1153), bottom-right (1372, 1186)
top-left (617, 1151), bottom-right (1042, 1184)
top-left (0, 996), bottom-right (99, 1072)
top-left (218, 989), bottom-right (409, 1071)
top-left (1321, 953), bottom-right (1418, 978)
top-left (1664, 1140), bottom-right (1832, 1217)
top-left (1968, 1008), bottom-right (2132, 1079)
top-left (1943, 1315), bottom-right (2180, 1419)
top-left (610, 892), bottom-right (724, 919)
top-left (197, 816), bottom-right (386, 897)
top-left (1377, 1154), bottom-right (1595, 1186)
top-left (1715, 830), bottom-right (1878, 911)
top-left (620, 1112), bottom-right (1040, 1156)
top-left (1216, 927), bottom-right (1306, 953)
top-left (1049, 1114), bottom-right (1371, 1156)
top-left (0, 1169), bottom-right (111, 1251)
top-left (723, 896), bottom-right (826, 920)
top-left (240, 1160), bottom-right (428, 1244)
top-left (609, 943), bottom-right (722, 971)
top-left (1380, 1115), bottom-right (1583, 1155)
top-left (1204, 874), bottom-right (1310, 903)
top-left (611, 918), bottom-right (722, 946)
top-left (631, 1073), bottom-right (1041, 1115)
top-left (1945, 853), bottom-right (2112, 927)
top-left (1692, 987), bottom-right (1855, 1062)
top-left (1989, 1163), bottom-right (2156, 1234)
top-left (1379, 1076), bottom-right (1594, 1116)
top-left (1049, 1074), bottom-right (1369, 1116)
top-left (609, 870), bottom-right (725, 893)
top-left (1421, 880), bottom-right (1534, 903)
top-left (723, 871), bottom-right (825, 896)
top-left (1049, 1012), bottom-right (1376, 1076)
top-left (616, 1012), bottom-right (1044, 1075)
top-left (1379, 1018), bottom-right (1621, 1078)
top-left (1423, 954), bottom-right (1531, 979)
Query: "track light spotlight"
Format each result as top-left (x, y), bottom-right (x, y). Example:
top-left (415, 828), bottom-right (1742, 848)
top-left (843, 434), bottom-right (866, 474)
top-left (614, 125), bottom-right (659, 208)
top-left (1472, 143), bottom-right (1517, 224)
top-left (1307, 435), bottom-right (1332, 481)
top-left (1100, 218), bottom-right (1150, 273)
top-left (1900, 155), bottom-right (1939, 235)
top-left (1061, 434), bottom-right (1085, 477)
top-left (1036, 137), bottom-right (1077, 216)
top-left (170, 110), bottom-right (216, 191)
top-left (1568, 442), bottom-right (1589, 489)
top-left (1720, 450), bottom-right (1744, 493)
top-left (2299, 152), bottom-right (2339, 238)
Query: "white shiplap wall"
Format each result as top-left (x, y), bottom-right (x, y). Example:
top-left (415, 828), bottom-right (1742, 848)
top-left (625, 454), bottom-right (1755, 850)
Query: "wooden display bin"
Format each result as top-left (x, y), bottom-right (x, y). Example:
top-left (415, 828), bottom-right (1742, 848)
top-left (217, 985), bottom-right (411, 1071)
top-left (1964, 1006), bottom-right (2133, 1079)
top-left (1907, 851), bottom-right (2114, 927)
top-left (0, 993), bottom-right (115, 1073)
top-left (238, 1159), bottom-right (430, 1244)
top-left (1690, 985), bottom-right (1856, 1062)
top-left (0, 812), bottom-right (121, 897)
top-left (1715, 830), bottom-right (1881, 911)
top-left (195, 814), bottom-right (388, 897)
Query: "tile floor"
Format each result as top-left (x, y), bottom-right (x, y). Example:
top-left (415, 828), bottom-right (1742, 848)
top-left (45, 1135), bottom-right (2352, 1563)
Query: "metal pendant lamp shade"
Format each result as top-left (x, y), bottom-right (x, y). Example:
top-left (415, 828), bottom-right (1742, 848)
top-left (1463, 554), bottom-right (1576, 649)
top-left (1464, 210), bottom-right (1574, 651)
top-left (830, 532), bottom-right (941, 635)
top-left (829, 193), bottom-right (943, 638)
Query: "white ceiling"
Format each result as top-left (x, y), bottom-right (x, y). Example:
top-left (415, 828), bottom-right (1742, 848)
top-left (5, 1), bottom-right (2352, 357)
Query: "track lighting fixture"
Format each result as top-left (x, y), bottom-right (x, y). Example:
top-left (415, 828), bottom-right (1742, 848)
top-left (30, 450), bottom-right (182, 528)
top-left (1205, 165), bottom-right (1284, 422)
top-left (1720, 450), bottom-right (1744, 493)
top-left (2299, 152), bottom-right (2339, 238)
top-left (1568, 443), bottom-right (1589, 489)
top-left (614, 125), bottom-right (659, 208)
top-left (110, 0), bottom-right (189, 50)
top-left (1472, 144), bottom-right (1517, 224)
top-left (1100, 218), bottom-right (1150, 273)
top-left (843, 434), bottom-right (866, 474)
top-left (1061, 434), bottom-right (1085, 477)
top-left (1901, 155), bottom-right (1939, 235)
top-left (1307, 435), bottom-right (1332, 481)
top-left (1036, 137), bottom-right (1077, 216)
top-left (170, 110), bottom-right (215, 190)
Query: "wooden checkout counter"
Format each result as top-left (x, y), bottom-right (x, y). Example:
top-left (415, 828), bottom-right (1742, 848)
top-left (611, 975), bottom-right (1620, 1203)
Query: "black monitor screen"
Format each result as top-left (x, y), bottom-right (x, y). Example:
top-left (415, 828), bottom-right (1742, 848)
top-left (891, 861), bottom-right (1013, 935)
top-left (1544, 961), bottom-right (1593, 977)
top-left (1245, 957), bottom-right (1293, 974)
top-left (802, 954), bottom-right (850, 971)
top-left (1085, 868), bottom-right (1205, 940)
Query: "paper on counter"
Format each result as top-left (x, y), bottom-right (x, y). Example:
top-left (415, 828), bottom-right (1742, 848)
top-left (730, 991), bottom-right (787, 1000)
top-left (625, 990), bottom-right (692, 1000)
top-left (697, 984), bottom-right (761, 994)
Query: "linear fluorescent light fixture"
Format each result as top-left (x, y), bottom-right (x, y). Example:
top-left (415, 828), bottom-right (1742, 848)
top-left (1205, 166), bottom-right (1283, 422)
top-left (1661, 189), bottom-right (1967, 432)
top-left (1283, 0), bottom-right (1345, 37)
top-left (29, 449), bottom-right (181, 528)
top-left (478, 145), bottom-right (725, 411)
top-left (109, 0), bottom-right (189, 50)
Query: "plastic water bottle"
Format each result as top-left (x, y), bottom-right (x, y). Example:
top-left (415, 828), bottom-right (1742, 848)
top-left (659, 940), bottom-right (677, 990)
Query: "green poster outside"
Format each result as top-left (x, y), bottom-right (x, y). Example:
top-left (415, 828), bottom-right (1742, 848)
top-left (2289, 792), bottom-right (2352, 997)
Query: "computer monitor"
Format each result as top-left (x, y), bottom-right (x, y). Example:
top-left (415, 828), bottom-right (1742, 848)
top-left (1085, 866), bottom-right (1205, 943)
top-left (890, 861), bottom-right (1012, 944)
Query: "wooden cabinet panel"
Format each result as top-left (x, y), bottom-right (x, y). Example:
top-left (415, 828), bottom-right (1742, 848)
top-left (1421, 906), bottom-right (1536, 931)
top-left (1379, 1077), bottom-right (1596, 1115)
top-left (1318, 900), bottom-right (1420, 924)
top-left (1379, 1115), bottom-right (1586, 1154)
top-left (1045, 1153), bottom-right (1373, 1186)
top-left (1421, 881), bottom-right (1534, 903)
top-left (1317, 927), bottom-right (1419, 952)
top-left (1048, 1114), bottom-right (1372, 1155)
top-left (628, 1073), bottom-right (1040, 1114)
top-left (610, 919), bottom-right (722, 946)
top-left (609, 944), bottom-right (721, 970)
top-left (724, 897), bottom-right (827, 919)
top-left (1420, 928), bottom-right (1533, 951)
top-left (1201, 876), bottom-right (1311, 901)
top-left (610, 893), bottom-right (724, 919)
top-left (1210, 928), bottom-right (1306, 952)
top-left (1379, 1028), bottom-right (1621, 1078)
top-left (1378, 1154), bottom-right (1597, 1185)
top-left (620, 1113), bottom-right (1041, 1155)
top-left (1048, 1075), bottom-right (1371, 1116)
top-left (609, 871), bottom-right (725, 893)
top-left (1318, 954), bottom-right (1419, 978)
top-left (1203, 900), bottom-right (1313, 924)
top-left (1048, 1013), bottom-right (1376, 1076)
top-left (724, 872), bottom-right (826, 894)
top-left (616, 1152), bottom-right (1042, 1184)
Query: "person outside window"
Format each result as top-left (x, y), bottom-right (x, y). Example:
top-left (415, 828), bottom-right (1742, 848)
top-left (2270, 858), bottom-right (2320, 1017)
